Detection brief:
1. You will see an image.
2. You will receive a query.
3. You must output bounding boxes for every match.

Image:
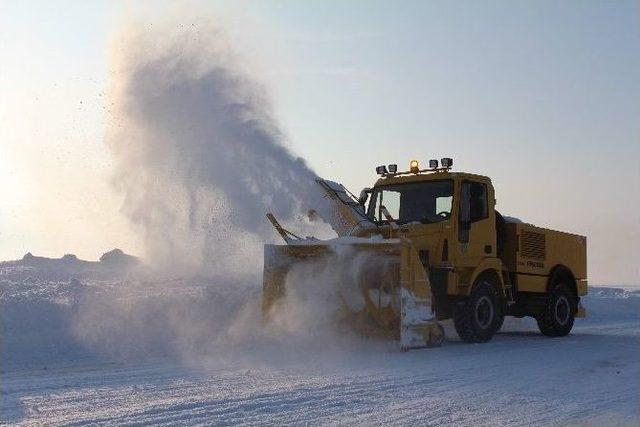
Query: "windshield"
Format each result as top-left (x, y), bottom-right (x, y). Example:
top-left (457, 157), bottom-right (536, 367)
top-left (367, 180), bottom-right (453, 224)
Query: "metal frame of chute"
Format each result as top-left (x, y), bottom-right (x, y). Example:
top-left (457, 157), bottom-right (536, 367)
top-left (314, 179), bottom-right (375, 224)
top-left (265, 213), bottom-right (303, 244)
top-left (314, 179), bottom-right (382, 236)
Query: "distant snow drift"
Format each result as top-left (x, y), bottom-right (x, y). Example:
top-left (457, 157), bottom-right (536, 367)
top-left (106, 22), bottom-right (329, 278)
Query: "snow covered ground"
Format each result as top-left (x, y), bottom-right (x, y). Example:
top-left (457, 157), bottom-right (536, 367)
top-left (1, 255), bottom-right (639, 426)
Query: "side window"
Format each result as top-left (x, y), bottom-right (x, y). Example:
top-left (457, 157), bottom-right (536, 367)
top-left (460, 181), bottom-right (488, 223)
top-left (379, 190), bottom-right (401, 221)
top-left (435, 195), bottom-right (453, 215)
top-left (469, 182), bottom-right (488, 222)
top-left (367, 190), bottom-right (402, 222)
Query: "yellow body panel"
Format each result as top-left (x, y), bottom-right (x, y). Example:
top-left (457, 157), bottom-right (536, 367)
top-left (515, 274), bottom-right (547, 293)
top-left (503, 222), bottom-right (587, 280)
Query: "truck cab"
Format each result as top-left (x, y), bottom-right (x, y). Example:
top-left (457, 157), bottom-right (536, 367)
top-left (362, 159), bottom-right (587, 342)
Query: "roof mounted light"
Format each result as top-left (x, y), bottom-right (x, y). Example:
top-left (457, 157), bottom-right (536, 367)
top-left (409, 160), bottom-right (419, 173)
top-left (429, 159), bottom-right (438, 169)
top-left (388, 164), bottom-right (398, 173)
top-left (376, 165), bottom-right (388, 175)
top-left (441, 157), bottom-right (453, 169)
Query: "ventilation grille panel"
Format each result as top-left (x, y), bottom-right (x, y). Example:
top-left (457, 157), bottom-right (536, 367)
top-left (520, 231), bottom-right (546, 260)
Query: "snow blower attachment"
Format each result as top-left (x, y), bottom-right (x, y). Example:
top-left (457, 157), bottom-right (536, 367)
top-left (262, 179), bottom-right (444, 351)
top-left (262, 237), bottom-right (444, 350)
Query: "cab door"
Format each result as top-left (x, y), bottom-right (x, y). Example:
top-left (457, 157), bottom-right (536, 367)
top-left (455, 180), bottom-right (496, 272)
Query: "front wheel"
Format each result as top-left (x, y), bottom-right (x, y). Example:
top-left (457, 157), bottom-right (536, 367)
top-left (454, 279), bottom-right (503, 343)
top-left (537, 283), bottom-right (576, 337)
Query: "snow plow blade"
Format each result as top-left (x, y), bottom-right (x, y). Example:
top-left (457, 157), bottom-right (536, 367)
top-left (262, 238), bottom-right (444, 350)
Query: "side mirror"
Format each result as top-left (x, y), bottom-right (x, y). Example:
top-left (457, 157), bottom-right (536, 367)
top-left (358, 188), bottom-right (371, 206)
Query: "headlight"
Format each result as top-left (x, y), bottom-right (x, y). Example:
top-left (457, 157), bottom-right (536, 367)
top-left (376, 165), bottom-right (388, 175)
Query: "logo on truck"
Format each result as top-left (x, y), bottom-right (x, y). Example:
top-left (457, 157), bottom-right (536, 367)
top-left (526, 260), bottom-right (544, 269)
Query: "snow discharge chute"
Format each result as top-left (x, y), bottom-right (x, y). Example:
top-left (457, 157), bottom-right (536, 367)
top-left (262, 179), bottom-right (444, 351)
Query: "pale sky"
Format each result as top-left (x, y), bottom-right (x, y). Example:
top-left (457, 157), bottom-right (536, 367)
top-left (1, 1), bottom-right (639, 285)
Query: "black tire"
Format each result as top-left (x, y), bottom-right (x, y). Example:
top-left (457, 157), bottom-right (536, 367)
top-left (537, 282), bottom-right (576, 337)
top-left (454, 278), bottom-right (504, 343)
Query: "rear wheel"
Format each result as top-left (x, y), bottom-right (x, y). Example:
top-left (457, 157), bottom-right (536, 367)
top-left (537, 282), bottom-right (576, 337)
top-left (454, 278), bottom-right (504, 343)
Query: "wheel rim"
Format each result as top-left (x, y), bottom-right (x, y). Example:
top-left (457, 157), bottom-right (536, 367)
top-left (475, 296), bottom-right (494, 329)
top-left (555, 296), bottom-right (570, 325)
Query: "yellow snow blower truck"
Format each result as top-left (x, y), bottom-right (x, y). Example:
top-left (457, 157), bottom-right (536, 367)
top-left (263, 159), bottom-right (587, 350)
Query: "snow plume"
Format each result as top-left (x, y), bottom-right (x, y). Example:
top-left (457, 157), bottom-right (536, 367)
top-left (65, 20), bottom-right (361, 365)
top-left (106, 20), bottom-right (331, 279)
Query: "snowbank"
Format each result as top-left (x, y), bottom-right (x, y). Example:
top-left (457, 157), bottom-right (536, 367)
top-left (579, 286), bottom-right (640, 324)
top-left (2, 254), bottom-right (638, 372)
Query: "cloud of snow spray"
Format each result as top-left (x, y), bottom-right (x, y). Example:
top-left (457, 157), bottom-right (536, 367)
top-left (72, 247), bottom-right (383, 367)
top-left (73, 19), bottom-right (382, 366)
top-left (105, 20), bottom-right (333, 279)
